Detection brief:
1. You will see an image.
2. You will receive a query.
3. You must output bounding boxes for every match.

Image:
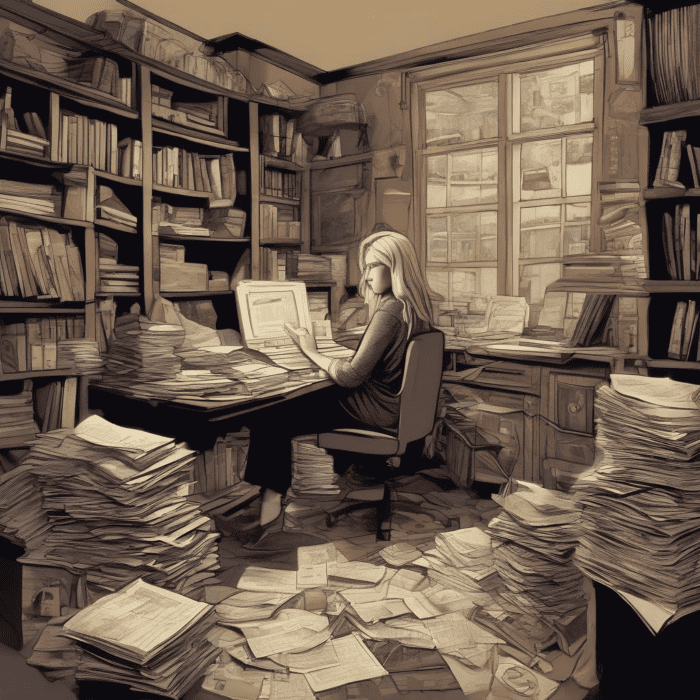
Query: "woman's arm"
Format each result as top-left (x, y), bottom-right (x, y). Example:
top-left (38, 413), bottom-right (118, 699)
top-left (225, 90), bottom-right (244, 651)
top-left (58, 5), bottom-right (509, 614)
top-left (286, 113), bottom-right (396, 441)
top-left (293, 329), bottom-right (334, 373)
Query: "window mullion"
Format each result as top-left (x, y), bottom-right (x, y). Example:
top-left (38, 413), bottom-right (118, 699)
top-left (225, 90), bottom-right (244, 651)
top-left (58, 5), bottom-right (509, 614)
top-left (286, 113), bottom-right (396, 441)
top-left (500, 72), bottom-right (510, 296)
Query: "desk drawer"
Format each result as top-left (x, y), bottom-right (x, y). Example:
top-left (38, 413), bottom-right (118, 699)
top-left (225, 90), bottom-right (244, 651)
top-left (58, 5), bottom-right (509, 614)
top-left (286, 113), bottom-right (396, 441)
top-left (462, 361), bottom-right (541, 395)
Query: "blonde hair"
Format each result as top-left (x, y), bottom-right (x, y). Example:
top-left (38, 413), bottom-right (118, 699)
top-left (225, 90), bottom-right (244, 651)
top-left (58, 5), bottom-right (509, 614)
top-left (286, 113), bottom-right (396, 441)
top-left (359, 230), bottom-right (434, 337)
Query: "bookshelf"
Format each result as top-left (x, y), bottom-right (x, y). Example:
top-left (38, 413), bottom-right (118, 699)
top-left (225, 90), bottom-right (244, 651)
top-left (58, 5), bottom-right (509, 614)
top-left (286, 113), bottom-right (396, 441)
top-left (640, 3), bottom-right (700, 369)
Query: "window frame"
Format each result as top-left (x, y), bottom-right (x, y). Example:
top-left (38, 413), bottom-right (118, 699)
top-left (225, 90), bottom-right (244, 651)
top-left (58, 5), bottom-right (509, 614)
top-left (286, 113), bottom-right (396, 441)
top-left (410, 35), bottom-right (605, 314)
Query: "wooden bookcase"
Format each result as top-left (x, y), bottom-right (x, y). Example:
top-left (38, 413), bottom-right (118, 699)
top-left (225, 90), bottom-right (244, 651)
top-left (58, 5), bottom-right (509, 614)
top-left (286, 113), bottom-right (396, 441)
top-left (639, 2), bottom-right (700, 377)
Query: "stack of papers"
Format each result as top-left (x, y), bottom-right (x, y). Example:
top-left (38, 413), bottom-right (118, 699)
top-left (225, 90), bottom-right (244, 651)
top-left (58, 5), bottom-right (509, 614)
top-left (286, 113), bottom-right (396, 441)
top-left (62, 578), bottom-right (219, 698)
top-left (0, 379), bottom-right (39, 445)
top-left (56, 339), bottom-right (105, 375)
top-left (290, 434), bottom-right (340, 496)
top-left (0, 463), bottom-right (50, 550)
top-left (574, 375), bottom-right (700, 634)
top-left (1, 415), bottom-right (219, 597)
top-left (488, 482), bottom-right (586, 643)
top-left (104, 313), bottom-right (184, 381)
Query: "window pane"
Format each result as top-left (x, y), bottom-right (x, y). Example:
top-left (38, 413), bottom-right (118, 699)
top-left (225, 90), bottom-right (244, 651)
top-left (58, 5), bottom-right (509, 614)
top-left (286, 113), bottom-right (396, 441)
top-left (564, 203), bottom-right (591, 255)
top-left (520, 206), bottom-right (561, 259)
top-left (518, 61), bottom-right (594, 132)
top-left (427, 266), bottom-right (497, 305)
top-left (566, 136), bottom-right (592, 196)
top-left (452, 212), bottom-right (497, 262)
top-left (520, 139), bottom-right (562, 200)
top-left (425, 82), bottom-right (498, 146)
top-left (426, 268), bottom-right (449, 300)
top-left (519, 262), bottom-right (561, 306)
top-left (427, 216), bottom-right (448, 262)
top-left (427, 155), bottom-right (447, 208)
top-left (450, 149), bottom-right (498, 206)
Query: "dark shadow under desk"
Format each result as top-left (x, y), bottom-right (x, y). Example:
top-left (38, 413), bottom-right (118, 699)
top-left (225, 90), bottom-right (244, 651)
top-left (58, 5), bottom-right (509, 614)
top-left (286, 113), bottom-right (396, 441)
top-left (89, 377), bottom-right (335, 452)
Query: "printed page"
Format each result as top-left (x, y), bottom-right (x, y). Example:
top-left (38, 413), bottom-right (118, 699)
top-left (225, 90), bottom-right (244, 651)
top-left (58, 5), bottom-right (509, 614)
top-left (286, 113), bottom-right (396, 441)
top-left (72, 415), bottom-right (172, 452)
top-left (350, 599), bottom-right (411, 623)
top-left (236, 566), bottom-right (299, 594)
top-left (303, 633), bottom-right (388, 692)
top-left (270, 639), bottom-right (340, 673)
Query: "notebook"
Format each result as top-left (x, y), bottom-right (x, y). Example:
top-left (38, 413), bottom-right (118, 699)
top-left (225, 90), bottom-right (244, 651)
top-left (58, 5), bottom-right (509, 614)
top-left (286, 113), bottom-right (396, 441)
top-left (235, 280), bottom-right (354, 372)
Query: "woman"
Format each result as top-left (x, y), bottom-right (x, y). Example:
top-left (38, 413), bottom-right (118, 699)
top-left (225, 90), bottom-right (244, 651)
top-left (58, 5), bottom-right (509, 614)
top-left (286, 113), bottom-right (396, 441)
top-left (243, 228), bottom-right (436, 534)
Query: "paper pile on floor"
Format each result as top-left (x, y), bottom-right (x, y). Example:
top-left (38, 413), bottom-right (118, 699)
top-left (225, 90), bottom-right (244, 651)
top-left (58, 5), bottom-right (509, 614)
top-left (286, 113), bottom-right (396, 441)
top-left (201, 528), bottom-right (593, 700)
top-left (0, 415), bottom-right (220, 599)
top-left (575, 375), bottom-right (700, 634)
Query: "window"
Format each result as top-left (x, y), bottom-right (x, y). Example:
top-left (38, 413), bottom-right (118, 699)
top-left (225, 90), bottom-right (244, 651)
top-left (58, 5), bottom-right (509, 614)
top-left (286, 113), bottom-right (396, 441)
top-left (413, 38), bottom-right (603, 326)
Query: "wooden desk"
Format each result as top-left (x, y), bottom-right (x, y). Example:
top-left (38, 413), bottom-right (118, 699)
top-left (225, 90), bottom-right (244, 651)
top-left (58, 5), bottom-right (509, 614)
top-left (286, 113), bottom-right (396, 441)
top-left (89, 377), bottom-right (335, 451)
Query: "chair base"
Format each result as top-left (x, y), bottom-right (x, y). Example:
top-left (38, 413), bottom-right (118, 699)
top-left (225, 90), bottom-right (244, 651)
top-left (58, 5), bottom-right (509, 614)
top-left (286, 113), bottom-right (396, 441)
top-left (325, 483), bottom-right (392, 541)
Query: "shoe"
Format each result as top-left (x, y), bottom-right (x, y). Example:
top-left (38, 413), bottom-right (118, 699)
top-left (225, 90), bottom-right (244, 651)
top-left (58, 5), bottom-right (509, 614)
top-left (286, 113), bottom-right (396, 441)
top-left (241, 509), bottom-right (285, 549)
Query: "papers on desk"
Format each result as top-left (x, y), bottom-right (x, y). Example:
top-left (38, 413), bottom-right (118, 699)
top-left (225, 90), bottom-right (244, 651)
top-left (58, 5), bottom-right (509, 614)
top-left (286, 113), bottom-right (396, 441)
top-left (62, 578), bottom-right (219, 698)
top-left (0, 416), bottom-right (220, 598)
top-left (574, 375), bottom-right (700, 634)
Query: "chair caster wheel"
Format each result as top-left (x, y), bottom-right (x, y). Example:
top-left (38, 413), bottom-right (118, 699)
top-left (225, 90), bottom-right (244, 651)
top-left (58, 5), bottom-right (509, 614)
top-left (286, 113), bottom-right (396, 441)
top-left (326, 514), bottom-right (338, 527)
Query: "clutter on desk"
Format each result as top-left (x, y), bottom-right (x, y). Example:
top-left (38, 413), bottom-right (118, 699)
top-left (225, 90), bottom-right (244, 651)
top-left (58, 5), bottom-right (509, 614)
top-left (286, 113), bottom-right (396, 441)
top-left (575, 374), bottom-right (700, 635)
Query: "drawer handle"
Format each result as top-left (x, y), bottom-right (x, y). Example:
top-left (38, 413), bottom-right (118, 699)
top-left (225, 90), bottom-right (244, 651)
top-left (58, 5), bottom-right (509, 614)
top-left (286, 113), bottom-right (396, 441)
top-left (567, 402), bottom-right (583, 414)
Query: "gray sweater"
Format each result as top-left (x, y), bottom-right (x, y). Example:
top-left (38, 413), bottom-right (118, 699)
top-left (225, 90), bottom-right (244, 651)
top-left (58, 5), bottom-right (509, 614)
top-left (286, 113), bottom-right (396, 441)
top-left (328, 293), bottom-right (429, 430)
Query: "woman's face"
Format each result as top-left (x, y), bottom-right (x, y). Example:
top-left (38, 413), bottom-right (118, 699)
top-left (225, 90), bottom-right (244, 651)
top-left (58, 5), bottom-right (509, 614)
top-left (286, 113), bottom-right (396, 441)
top-left (365, 248), bottom-right (392, 295)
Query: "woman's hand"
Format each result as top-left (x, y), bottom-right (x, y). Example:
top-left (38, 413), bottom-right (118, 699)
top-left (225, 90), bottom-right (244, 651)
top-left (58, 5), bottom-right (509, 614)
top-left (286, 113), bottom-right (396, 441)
top-left (294, 327), bottom-right (318, 355)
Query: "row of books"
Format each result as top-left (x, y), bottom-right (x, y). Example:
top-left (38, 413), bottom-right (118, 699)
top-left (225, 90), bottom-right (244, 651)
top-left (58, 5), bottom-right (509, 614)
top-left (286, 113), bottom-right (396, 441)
top-left (153, 199), bottom-right (247, 238)
top-left (261, 113), bottom-right (298, 161)
top-left (567, 293), bottom-right (616, 348)
top-left (0, 218), bottom-right (85, 301)
top-left (152, 148), bottom-right (236, 201)
top-left (648, 6), bottom-right (700, 105)
top-left (0, 316), bottom-right (86, 373)
top-left (35, 376), bottom-right (79, 432)
top-left (261, 166), bottom-right (299, 200)
top-left (260, 246), bottom-right (286, 282)
top-left (57, 110), bottom-right (119, 173)
top-left (190, 430), bottom-right (249, 496)
top-left (668, 299), bottom-right (700, 361)
top-left (661, 204), bottom-right (700, 280)
top-left (260, 203), bottom-right (301, 240)
top-left (0, 379), bottom-right (38, 443)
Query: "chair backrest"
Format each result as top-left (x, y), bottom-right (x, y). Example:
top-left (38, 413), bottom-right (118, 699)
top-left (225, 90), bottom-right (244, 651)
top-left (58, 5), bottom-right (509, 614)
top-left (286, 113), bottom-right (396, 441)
top-left (396, 330), bottom-right (444, 454)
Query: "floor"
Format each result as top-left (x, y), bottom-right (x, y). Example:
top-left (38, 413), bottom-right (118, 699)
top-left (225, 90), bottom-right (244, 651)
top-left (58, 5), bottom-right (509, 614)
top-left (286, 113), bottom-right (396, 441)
top-left (0, 464), bottom-right (596, 700)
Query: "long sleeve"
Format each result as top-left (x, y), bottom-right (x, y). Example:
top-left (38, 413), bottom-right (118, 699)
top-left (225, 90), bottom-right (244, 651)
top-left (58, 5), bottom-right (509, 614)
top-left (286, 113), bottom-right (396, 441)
top-left (328, 306), bottom-right (402, 388)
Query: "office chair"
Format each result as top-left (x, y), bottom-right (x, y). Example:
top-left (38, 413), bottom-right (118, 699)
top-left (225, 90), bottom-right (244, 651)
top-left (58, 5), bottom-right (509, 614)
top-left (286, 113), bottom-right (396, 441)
top-left (318, 330), bottom-right (445, 540)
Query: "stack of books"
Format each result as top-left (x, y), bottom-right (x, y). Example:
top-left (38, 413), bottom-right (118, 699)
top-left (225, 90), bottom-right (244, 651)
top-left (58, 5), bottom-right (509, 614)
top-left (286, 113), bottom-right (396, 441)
top-left (98, 232), bottom-right (139, 294)
top-left (202, 207), bottom-right (247, 238)
top-left (575, 375), bottom-right (700, 634)
top-left (293, 252), bottom-right (332, 282)
top-left (64, 54), bottom-right (131, 104)
top-left (56, 338), bottom-right (104, 375)
top-left (104, 313), bottom-right (185, 381)
top-left (95, 185), bottom-right (138, 230)
top-left (0, 379), bottom-right (39, 445)
top-left (62, 578), bottom-right (219, 698)
top-left (0, 180), bottom-right (59, 216)
top-left (290, 434), bottom-right (340, 496)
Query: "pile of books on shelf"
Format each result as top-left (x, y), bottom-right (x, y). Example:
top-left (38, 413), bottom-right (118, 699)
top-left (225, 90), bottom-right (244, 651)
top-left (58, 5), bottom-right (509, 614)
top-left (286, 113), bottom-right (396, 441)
top-left (152, 148), bottom-right (236, 201)
top-left (555, 254), bottom-right (646, 294)
top-left (0, 379), bottom-right (39, 444)
top-left (202, 206), bottom-right (247, 238)
top-left (1, 87), bottom-right (49, 156)
top-left (98, 233), bottom-right (139, 294)
top-left (95, 185), bottom-right (137, 230)
top-left (261, 113), bottom-right (297, 159)
top-left (152, 201), bottom-right (207, 237)
top-left (294, 252), bottom-right (333, 282)
top-left (260, 203), bottom-right (300, 240)
top-left (575, 375), bottom-right (700, 634)
top-left (63, 578), bottom-right (218, 698)
top-left (289, 434), bottom-right (340, 497)
top-left (0, 218), bottom-right (85, 301)
top-left (648, 6), bottom-right (700, 105)
top-left (159, 243), bottom-right (212, 292)
top-left (0, 316), bottom-right (86, 373)
top-left (661, 203), bottom-right (700, 280)
top-left (35, 376), bottom-right (80, 432)
top-left (0, 180), bottom-right (59, 217)
top-left (64, 54), bottom-right (132, 104)
top-left (260, 247), bottom-right (285, 281)
top-left (57, 338), bottom-right (104, 375)
top-left (151, 85), bottom-right (221, 134)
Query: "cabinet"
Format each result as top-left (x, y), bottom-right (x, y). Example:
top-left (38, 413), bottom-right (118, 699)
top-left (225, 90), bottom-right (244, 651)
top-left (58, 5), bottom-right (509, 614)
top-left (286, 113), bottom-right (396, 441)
top-left (443, 351), bottom-right (610, 489)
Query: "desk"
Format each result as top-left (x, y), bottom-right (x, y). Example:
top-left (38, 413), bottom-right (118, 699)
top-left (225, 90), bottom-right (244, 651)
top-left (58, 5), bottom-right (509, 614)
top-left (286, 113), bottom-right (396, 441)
top-left (89, 377), bottom-right (335, 452)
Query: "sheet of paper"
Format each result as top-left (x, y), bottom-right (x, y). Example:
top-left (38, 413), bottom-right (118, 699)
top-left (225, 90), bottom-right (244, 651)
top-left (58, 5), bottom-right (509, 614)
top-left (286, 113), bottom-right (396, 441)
top-left (339, 581), bottom-right (392, 606)
top-left (297, 542), bottom-right (338, 567)
top-left (611, 374), bottom-right (700, 410)
top-left (202, 662), bottom-right (265, 700)
top-left (271, 639), bottom-right (340, 673)
top-left (424, 612), bottom-right (480, 652)
top-left (237, 610), bottom-right (330, 658)
top-left (403, 592), bottom-right (442, 619)
top-left (442, 652), bottom-right (495, 696)
top-left (615, 588), bottom-right (677, 635)
top-left (493, 655), bottom-right (559, 700)
top-left (327, 561), bottom-right (386, 584)
top-left (270, 671), bottom-right (316, 700)
top-left (350, 599), bottom-right (411, 623)
top-left (297, 564), bottom-right (327, 589)
top-left (73, 415), bottom-right (171, 452)
top-left (303, 633), bottom-right (388, 692)
top-left (386, 569), bottom-right (425, 596)
top-left (236, 567), bottom-right (299, 594)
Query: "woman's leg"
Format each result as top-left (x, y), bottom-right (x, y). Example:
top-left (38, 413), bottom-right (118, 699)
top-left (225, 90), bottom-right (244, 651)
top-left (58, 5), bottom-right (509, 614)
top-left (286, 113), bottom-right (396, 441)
top-left (243, 387), bottom-right (366, 497)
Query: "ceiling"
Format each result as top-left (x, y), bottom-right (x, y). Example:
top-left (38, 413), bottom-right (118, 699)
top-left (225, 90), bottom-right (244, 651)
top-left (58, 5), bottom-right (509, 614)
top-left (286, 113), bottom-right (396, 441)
top-left (34, 0), bottom-right (616, 72)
